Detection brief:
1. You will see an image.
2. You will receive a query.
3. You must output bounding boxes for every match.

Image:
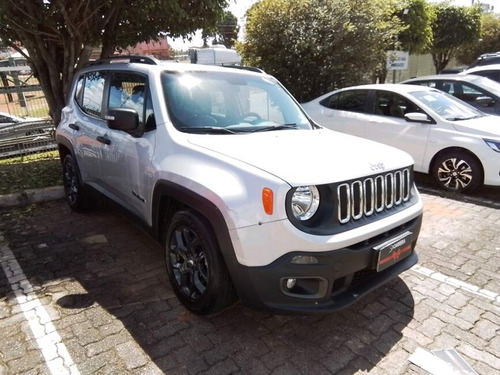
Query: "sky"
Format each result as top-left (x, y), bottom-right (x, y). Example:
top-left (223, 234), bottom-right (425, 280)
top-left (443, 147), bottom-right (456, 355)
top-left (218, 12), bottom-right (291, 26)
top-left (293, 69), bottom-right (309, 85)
top-left (168, 0), bottom-right (499, 50)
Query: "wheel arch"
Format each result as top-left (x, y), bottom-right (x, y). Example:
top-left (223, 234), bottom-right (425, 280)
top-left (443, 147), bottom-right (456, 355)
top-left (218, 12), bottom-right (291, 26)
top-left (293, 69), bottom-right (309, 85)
top-left (152, 180), bottom-right (239, 275)
top-left (429, 146), bottom-right (485, 183)
top-left (56, 135), bottom-right (75, 164)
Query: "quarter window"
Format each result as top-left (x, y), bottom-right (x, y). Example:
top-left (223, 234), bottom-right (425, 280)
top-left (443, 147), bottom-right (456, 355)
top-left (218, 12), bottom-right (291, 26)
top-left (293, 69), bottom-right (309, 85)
top-left (82, 71), bottom-right (105, 117)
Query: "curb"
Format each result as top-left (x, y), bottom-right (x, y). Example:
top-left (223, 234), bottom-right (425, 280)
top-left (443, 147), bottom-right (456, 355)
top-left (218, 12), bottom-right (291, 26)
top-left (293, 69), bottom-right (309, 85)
top-left (0, 186), bottom-right (65, 208)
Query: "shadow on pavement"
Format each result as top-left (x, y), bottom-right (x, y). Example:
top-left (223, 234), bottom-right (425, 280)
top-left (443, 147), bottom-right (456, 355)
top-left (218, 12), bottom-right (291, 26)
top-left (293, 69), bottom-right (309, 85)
top-left (0, 201), bottom-right (415, 373)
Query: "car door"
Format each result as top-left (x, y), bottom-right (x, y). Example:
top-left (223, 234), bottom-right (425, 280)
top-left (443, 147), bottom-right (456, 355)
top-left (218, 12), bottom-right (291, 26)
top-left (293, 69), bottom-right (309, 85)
top-left (72, 71), bottom-right (108, 185)
top-left (366, 90), bottom-right (432, 171)
top-left (98, 71), bottom-right (156, 222)
top-left (315, 89), bottom-right (370, 137)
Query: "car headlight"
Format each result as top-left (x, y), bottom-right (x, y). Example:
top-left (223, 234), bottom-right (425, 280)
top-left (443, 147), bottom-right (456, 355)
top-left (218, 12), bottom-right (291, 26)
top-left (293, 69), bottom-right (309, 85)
top-left (484, 139), bottom-right (500, 153)
top-left (291, 186), bottom-right (320, 221)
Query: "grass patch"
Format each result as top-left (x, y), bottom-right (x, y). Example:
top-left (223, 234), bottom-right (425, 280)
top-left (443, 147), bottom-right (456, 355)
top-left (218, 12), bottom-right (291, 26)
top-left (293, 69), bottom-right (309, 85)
top-left (0, 151), bottom-right (62, 195)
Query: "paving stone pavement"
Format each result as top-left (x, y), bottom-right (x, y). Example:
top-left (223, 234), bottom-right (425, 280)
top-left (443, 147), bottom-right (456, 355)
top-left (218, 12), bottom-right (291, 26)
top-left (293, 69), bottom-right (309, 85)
top-left (0, 189), bottom-right (499, 374)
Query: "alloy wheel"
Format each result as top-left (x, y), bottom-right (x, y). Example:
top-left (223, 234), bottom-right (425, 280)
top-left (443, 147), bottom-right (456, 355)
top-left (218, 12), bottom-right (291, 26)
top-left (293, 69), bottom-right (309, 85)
top-left (169, 226), bottom-right (209, 300)
top-left (437, 157), bottom-right (473, 190)
top-left (64, 161), bottom-right (78, 205)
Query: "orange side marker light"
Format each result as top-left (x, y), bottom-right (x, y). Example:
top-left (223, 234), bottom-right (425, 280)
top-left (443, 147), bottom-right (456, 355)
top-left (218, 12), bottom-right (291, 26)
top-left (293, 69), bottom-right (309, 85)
top-left (262, 188), bottom-right (274, 215)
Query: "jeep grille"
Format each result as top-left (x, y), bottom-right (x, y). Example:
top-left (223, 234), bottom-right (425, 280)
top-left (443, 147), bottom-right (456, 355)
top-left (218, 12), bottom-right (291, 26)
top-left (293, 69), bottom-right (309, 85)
top-left (337, 168), bottom-right (411, 224)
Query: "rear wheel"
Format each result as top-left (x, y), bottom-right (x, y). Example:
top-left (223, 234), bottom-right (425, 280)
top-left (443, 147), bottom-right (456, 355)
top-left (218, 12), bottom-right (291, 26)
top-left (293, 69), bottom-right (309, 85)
top-left (165, 209), bottom-right (236, 314)
top-left (62, 154), bottom-right (94, 211)
top-left (432, 151), bottom-right (482, 192)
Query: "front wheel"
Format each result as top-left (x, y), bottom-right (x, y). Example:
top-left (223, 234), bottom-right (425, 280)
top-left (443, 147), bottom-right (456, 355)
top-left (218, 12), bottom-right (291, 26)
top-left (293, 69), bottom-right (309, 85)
top-left (432, 151), bottom-right (482, 192)
top-left (165, 210), bottom-right (236, 314)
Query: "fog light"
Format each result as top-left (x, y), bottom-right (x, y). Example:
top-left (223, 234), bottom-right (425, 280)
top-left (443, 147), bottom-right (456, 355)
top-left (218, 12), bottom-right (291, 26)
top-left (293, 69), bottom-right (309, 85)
top-left (286, 278), bottom-right (297, 289)
top-left (291, 255), bottom-right (318, 264)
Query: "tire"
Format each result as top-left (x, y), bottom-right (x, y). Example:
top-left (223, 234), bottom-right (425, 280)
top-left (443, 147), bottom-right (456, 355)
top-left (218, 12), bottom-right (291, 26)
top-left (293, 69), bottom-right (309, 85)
top-left (432, 151), bottom-right (482, 192)
top-left (165, 209), bottom-right (237, 314)
top-left (62, 154), bottom-right (94, 211)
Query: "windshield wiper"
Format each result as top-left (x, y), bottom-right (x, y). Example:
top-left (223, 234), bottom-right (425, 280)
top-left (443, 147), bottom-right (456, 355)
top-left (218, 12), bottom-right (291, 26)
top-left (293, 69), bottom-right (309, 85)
top-left (181, 127), bottom-right (236, 134)
top-left (447, 115), bottom-right (482, 121)
top-left (249, 123), bottom-right (298, 133)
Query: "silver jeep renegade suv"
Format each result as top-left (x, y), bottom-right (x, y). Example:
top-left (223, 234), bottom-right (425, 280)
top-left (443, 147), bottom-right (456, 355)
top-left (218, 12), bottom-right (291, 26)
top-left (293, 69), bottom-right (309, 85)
top-left (56, 56), bottom-right (423, 314)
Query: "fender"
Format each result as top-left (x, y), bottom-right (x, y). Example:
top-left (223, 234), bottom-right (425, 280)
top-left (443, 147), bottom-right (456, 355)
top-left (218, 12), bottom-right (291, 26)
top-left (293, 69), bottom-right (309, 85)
top-left (152, 179), bottom-right (235, 259)
top-left (151, 180), bottom-right (259, 301)
top-left (56, 134), bottom-right (75, 162)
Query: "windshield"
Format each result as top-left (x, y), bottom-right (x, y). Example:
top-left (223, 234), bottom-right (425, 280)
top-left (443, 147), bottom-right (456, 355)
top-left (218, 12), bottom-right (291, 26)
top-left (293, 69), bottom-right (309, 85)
top-left (473, 76), bottom-right (500, 97)
top-left (410, 90), bottom-right (484, 121)
top-left (161, 71), bottom-right (312, 133)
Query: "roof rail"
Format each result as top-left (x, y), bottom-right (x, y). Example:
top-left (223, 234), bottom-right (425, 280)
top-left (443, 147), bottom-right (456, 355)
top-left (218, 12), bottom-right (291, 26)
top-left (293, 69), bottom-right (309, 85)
top-left (88, 55), bottom-right (160, 67)
top-left (222, 65), bottom-right (265, 74)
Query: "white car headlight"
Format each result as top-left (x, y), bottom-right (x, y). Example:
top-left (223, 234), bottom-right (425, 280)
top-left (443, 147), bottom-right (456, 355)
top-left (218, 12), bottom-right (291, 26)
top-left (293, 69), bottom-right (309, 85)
top-left (484, 139), bottom-right (500, 153)
top-left (291, 185), bottom-right (320, 221)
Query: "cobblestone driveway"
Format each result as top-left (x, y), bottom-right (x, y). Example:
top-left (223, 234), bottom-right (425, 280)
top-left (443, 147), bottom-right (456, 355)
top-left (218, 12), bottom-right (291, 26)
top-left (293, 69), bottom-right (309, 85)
top-left (0, 187), bottom-right (499, 374)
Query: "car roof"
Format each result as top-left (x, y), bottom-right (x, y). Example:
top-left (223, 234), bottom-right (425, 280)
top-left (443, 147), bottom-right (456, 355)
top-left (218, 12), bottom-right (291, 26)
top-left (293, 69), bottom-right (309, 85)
top-left (402, 74), bottom-right (489, 84)
top-left (338, 83), bottom-right (435, 94)
top-left (466, 64), bottom-right (500, 73)
top-left (78, 59), bottom-right (265, 78)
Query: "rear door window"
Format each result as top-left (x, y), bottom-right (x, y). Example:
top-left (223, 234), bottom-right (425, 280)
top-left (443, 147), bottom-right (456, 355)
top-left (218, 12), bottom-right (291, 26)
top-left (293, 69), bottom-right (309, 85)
top-left (321, 90), bottom-right (370, 113)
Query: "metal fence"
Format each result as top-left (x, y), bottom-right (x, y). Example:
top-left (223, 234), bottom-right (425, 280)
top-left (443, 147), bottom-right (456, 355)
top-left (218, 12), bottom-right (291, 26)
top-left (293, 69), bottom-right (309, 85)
top-left (0, 62), bottom-right (55, 159)
top-left (0, 120), bottom-right (56, 160)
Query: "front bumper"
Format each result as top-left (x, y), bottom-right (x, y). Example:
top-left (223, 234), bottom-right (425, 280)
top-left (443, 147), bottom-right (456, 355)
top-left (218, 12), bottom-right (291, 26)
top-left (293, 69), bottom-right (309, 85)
top-left (230, 214), bottom-right (421, 314)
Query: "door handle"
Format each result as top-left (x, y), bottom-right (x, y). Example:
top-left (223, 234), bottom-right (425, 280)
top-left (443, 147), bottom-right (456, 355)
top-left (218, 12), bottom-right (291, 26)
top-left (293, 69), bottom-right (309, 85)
top-left (69, 123), bottom-right (80, 131)
top-left (96, 135), bottom-right (111, 145)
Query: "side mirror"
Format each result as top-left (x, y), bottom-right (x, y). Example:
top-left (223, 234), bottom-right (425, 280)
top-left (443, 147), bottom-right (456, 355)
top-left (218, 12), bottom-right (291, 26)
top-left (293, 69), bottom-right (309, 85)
top-left (475, 96), bottom-right (495, 107)
top-left (404, 112), bottom-right (433, 124)
top-left (106, 108), bottom-right (139, 131)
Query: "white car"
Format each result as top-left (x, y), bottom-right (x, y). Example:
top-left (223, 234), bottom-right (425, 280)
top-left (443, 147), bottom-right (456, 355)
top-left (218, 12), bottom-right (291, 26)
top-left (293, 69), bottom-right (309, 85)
top-left (302, 84), bottom-right (500, 192)
top-left (56, 57), bottom-right (423, 314)
top-left (463, 64), bottom-right (500, 83)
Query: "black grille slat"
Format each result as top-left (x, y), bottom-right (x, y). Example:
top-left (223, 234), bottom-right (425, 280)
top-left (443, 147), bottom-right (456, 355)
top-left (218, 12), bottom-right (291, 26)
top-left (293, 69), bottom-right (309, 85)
top-left (337, 168), bottom-right (411, 224)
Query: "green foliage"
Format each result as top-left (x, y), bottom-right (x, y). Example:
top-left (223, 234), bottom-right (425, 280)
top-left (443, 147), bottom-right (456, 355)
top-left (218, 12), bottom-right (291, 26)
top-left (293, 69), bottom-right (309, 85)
top-left (457, 13), bottom-right (500, 65)
top-left (238, 0), bottom-right (401, 102)
top-left (395, 0), bottom-right (435, 54)
top-left (430, 3), bottom-right (481, 72)
top-left (203, 11), bottom-right (239, 48)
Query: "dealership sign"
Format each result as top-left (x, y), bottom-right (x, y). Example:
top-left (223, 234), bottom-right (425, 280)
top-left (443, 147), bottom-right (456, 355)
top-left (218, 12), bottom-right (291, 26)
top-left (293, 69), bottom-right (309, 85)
top-left (386, 51), bottom-right (409, 70)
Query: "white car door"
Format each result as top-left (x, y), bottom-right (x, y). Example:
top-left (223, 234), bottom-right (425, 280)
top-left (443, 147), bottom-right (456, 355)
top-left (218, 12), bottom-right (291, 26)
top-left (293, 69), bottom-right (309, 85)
top-left (309, 89), bottom-right (371, 138)
top-left (73, 71), bottom-right (108, 184)
top-left (366, 90), bottom-right (432, 171)
top-left (98, 71), bottom-right (156, 222)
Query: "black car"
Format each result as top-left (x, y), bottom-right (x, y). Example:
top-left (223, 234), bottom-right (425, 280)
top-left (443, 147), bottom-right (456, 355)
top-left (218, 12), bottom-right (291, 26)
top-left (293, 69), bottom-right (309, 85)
top-left (469, 52), bottom-right (500, 69)
top-left (402, 74), bottom-right (500, 115)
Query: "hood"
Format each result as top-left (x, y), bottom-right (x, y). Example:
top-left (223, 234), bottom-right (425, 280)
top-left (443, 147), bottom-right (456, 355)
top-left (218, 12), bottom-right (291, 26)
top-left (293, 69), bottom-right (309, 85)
top-left (187, 129), bottom-right (414, 186)
top-left (450, 115), bottom-right (500, 138)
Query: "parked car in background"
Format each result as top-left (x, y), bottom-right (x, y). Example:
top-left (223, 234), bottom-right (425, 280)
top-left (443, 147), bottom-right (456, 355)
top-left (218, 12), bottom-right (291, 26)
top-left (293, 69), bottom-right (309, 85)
top-left (402, 74), bottom-right (500, 115)
top-left (0, 111), bottom-right (46, 140)
top-left (463, 64), bottom-right (500, 83)
top-left (0, 111), bottom-right (43, 128)
top-left (468, 52), bottom-right (500, 69)
top-left (302, 84), bottom-right (500, 192)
